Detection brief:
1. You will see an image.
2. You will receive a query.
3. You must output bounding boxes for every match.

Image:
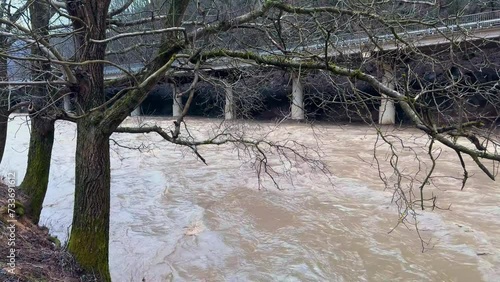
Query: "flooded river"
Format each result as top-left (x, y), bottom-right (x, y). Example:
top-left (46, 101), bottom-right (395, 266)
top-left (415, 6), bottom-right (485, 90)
top-left (1, 115), bottom-right (499, 281)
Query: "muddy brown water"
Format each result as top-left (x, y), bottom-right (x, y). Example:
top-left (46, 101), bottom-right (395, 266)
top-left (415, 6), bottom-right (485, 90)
top-left (1, 115), bottom-right (499, 281)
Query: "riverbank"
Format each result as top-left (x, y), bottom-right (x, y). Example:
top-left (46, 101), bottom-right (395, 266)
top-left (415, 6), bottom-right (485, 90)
top-left (0, 182), bottom-right (96, 282)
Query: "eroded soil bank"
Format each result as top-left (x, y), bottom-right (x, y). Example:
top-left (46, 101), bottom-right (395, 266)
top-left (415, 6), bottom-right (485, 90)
top-left (0, 183), bottom-right (96, 282)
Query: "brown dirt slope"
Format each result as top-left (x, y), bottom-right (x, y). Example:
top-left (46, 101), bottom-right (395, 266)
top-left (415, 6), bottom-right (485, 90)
top-left (0, 182), bottom-right (98, 282)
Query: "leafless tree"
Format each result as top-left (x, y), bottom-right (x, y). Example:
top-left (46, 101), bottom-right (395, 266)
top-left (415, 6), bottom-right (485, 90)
top-left (1, 0), bottom-right (500, 280)
top-left (0, 0), bottom-right (31, 163)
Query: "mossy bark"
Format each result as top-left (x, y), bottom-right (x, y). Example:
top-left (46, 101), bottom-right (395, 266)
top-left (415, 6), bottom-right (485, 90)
top-left (63, 2), bottom-right (190, 280)
top-left (0, 102), bottom-right (8, 165)
top-left (64, 1), bottom-right (112, 279)
top-left (0, 51), bottom-right (9, 164)
top-left (19, 0), bottom-right (54, 225)
top-left (68, 119), bottom-right (111, 281)
top-left (19, 117), bottom-right (55, 224)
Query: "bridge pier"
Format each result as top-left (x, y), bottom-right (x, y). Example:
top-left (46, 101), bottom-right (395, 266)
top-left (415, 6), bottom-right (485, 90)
top-left (291, 72), bottom-right (304, 120)
top-left (224, 83), bottom-right (235, 120)
top-left (131, 104), bottom-right (141, 116)
top-left (379, 63), bottom-right (396, 125)
top-left (171, 84), bottom-right (183, 117)
top-left (63, 95), bottom-right (73, 113)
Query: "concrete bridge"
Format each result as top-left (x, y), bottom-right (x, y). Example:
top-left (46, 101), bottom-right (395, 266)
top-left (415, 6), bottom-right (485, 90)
top-left (104, 10), bottom-right (500, 124)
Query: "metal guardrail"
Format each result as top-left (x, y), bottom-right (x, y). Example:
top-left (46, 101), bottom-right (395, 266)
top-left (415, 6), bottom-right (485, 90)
top-left (103, 62), bottom-right (144, 76)
top-left (324, 10), bottom-right (500, 49)
top-left (105, 10), bottom-right (500, 77)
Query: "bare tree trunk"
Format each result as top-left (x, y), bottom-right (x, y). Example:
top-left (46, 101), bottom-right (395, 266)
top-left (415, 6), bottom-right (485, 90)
top-left (0, 53), bottom-right (9, 165)
top-left (0, 0), bottom-right (32, 165)
top-left (65, 1), bottom-right (189, 279)
top-left (0, 105), bottom-right (8, 164)
top-left (20, 116), bottom-right (54, 223)
top-left (68, 121), bottom-right (111, 281)
top-left (19, 0), bottom-right (55, 224)
top-left (65, 1), bottom-right (112, 280)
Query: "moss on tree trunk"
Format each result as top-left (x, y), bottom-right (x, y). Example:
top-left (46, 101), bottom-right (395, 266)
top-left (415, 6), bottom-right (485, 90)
top-left (0, 105), bottom-right (8, 164)
top-left (68, 119), bottom-right (111, 281)
top-left (20, 117), bottom-right (55, 224)
top-left (0, 52), bottom-right (9, 164)
top-left (19, 0), bottom-right (55, 224)
top-left (61, 1), bottom-right (191, 279)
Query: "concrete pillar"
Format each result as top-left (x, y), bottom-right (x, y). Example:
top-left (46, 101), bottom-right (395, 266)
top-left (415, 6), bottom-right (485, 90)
top-left (63, 95), bottom-right (72, 113)
top-left (291, 72), bottom-right (304, 120)
top-left (379, 63), bottom-right (396, 125)
top-left (172, 84), bottom-right (183, 117)
top-left (224, 83), bottom-right (234, 120)
top-left (131, 104), bottom-right (141, 117)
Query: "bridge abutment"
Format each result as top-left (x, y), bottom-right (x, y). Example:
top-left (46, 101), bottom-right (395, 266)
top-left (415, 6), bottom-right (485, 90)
top-left (379, 63), bottom-right (396, 125)
top-left (291, 72), bottom-right (305, 120)
top-left (63, 95), bottom-right (73, 113)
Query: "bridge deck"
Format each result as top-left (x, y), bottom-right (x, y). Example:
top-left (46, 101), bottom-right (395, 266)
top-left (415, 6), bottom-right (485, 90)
top-left (104, 10), bottom-right (500, 79)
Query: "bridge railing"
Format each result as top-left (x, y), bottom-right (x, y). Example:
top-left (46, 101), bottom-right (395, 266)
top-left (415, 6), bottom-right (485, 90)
top-left (330, 10), bottom-right (500, 49)
top-left (449, 10), bottom-right (500, 26)
top-left (105, 10), bottom-right (500, 77)
top-left (221, 10), bottom-right (500, 56)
